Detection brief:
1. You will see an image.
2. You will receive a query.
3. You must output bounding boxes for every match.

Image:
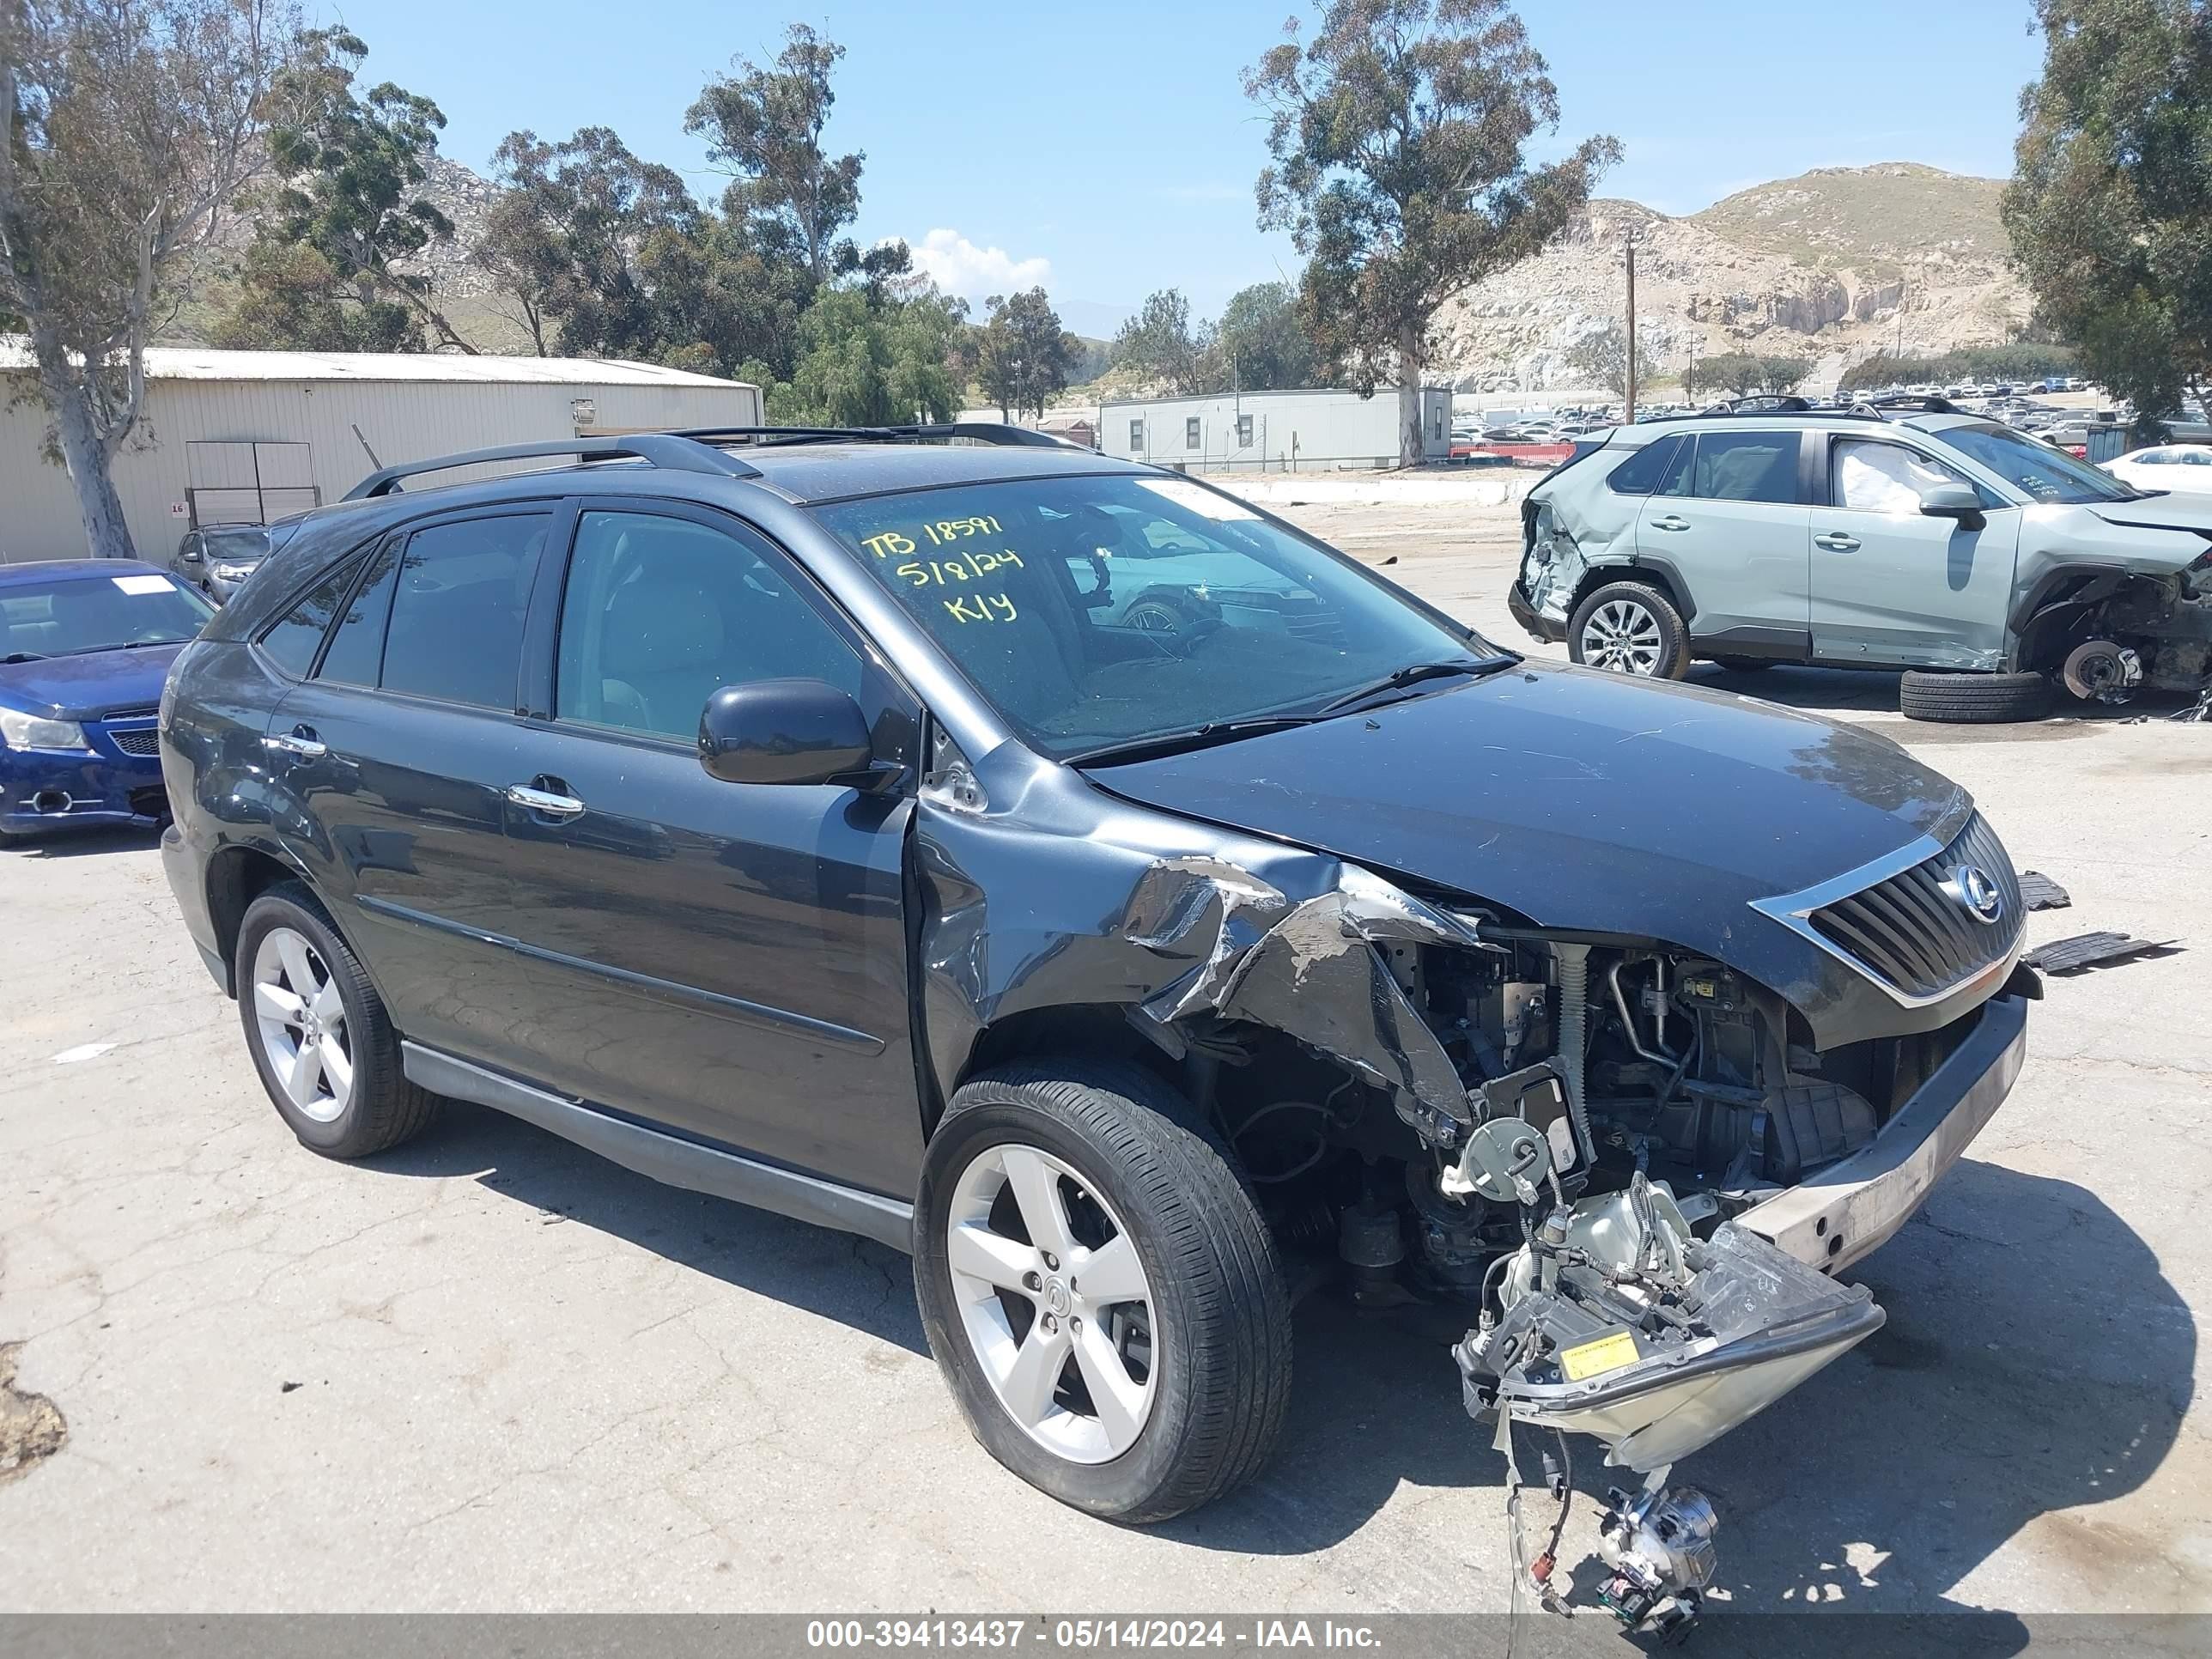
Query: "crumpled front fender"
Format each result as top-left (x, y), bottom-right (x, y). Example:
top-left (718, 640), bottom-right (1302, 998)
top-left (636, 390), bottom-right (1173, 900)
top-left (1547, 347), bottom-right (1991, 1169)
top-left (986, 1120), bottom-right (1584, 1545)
top-left (914, 746), bottom-right (1492, 1139)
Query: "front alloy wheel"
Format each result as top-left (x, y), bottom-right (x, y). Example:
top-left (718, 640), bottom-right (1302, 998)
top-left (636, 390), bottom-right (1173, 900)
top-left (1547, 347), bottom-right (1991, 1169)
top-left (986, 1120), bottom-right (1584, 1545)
top-left (915, 1060), bottom-right (1291, 1522)
top-left (946, 1144), bottom-right (1158, 1463)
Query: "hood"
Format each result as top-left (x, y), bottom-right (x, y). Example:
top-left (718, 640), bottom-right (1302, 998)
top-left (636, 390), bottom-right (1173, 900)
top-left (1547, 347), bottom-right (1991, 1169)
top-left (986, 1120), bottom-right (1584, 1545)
top-left (2084, 494), bottom-right (2212, 535)
top-left (0, 645), bottom-right (184, 720)
top-left (1085, 661), bottom-right (1966, 986)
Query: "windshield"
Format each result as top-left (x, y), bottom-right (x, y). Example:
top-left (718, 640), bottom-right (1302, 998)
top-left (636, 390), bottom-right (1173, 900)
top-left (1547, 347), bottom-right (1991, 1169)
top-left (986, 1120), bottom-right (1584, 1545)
top-left (1940, 422), bottom-right (2139, 503)
top-left (810, 473), bottom-right (1498, 761)
top-left (203, 527), bottom-right (270, 562)
top-left (0, 571), bottom-right (214, 659)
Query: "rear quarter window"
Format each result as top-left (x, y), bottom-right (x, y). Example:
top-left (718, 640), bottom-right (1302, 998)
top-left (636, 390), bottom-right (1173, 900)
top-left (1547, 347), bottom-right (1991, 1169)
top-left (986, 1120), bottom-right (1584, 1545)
top-left (1605, 435), bottom-right (1685, 494)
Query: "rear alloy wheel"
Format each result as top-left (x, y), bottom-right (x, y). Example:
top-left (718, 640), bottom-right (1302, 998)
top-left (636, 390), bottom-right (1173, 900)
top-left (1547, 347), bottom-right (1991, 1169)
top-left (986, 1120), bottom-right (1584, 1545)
top-left (235, 882), bottom-right (436, 1158)
top-left (915, 1060), bottom-right (1291, 1523)
top-left (252, 926), bottom-right (355, 1126)
top-left (1899, 669), bottom-right (2053, 724)
top-left (1569, 581), bottom-right (1689, 679)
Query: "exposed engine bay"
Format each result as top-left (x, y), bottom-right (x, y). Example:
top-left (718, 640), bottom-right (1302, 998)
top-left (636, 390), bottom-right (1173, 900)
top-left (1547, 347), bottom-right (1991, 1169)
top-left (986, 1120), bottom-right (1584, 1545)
top-left (919, 718), bottom-right (2025, 1630)
top-left (1177, 924), bottom-right (1963, 1633)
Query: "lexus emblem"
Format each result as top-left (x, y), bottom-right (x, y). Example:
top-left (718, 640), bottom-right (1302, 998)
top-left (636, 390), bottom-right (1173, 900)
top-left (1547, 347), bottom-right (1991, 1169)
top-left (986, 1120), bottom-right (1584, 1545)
top-left (1948, 864), bottom-right (2005, 926)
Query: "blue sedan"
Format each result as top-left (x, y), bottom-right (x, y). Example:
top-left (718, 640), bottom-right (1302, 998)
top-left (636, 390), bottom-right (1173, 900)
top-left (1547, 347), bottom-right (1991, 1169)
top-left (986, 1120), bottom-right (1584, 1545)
top-left (0, 560), bottom-right (214, 841)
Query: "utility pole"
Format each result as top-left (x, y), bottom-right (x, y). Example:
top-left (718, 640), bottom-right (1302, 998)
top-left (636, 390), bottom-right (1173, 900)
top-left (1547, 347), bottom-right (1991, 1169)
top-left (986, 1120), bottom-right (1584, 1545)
top-left (1685, 307), bottom-right (1697, 410)
top-left (1624, 235), bottom-right (1638, 425)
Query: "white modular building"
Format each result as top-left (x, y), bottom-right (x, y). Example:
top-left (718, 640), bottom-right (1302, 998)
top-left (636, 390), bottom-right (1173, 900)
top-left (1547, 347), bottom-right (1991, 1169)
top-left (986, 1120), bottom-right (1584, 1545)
top-left (0, 345), bottom-right (762, 564)
top-left (1097, 387), bottom-right (1454, 473)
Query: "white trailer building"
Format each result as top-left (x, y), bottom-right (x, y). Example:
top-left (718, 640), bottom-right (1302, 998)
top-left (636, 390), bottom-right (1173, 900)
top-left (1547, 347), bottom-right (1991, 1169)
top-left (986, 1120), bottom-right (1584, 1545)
top-left (0, 346), bottom-right (761, 565)
top-left (1098, 386), bottom-right (1453, 473)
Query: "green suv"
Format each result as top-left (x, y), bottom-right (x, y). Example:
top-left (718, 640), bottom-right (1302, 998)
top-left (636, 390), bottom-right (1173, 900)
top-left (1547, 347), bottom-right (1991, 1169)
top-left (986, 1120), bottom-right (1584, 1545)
top-left (1510, 397), bottom-right (2212, 720)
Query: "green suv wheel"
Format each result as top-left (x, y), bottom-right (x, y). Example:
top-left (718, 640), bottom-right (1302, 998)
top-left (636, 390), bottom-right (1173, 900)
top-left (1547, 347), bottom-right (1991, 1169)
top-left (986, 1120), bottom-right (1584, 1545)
top-left (1569, 581), bottom-right (1690, 679)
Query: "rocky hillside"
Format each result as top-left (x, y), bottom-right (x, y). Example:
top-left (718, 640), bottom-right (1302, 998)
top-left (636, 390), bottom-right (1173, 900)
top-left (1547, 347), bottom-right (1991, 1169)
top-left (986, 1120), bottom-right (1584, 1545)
top-left (1434, 164), bottom-right (2031, 393)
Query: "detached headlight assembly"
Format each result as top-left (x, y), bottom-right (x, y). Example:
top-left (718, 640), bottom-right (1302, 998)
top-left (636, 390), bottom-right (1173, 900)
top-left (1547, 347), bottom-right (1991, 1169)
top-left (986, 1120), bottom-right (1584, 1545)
top-left (0, 707), bottom-right (89, 750)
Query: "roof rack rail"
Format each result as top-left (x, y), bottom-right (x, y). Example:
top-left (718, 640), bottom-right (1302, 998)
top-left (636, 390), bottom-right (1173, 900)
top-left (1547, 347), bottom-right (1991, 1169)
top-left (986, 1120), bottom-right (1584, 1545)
top-left (1640, 404), bottom-right (1884, 426)
top-left (672, 421), bottom-right (1078, 450)
top-left (1709, 394), bottom-right (1816, 414)
top-left (1856, 394), bottom-right (1968, 416)
top-left (344, 434), bottom-right (761, 501)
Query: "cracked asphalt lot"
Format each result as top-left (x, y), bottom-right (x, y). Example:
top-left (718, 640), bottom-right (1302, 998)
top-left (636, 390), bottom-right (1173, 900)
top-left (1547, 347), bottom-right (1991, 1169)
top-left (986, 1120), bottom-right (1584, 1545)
top-left (3, 491), bottom-right (2209, 1615)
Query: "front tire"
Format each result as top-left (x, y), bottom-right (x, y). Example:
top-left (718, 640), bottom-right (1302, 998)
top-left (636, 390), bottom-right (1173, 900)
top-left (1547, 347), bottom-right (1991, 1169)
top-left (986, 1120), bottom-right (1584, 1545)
top-left (1569, 580), bottom-right (1690, 679)
top-left (1899, 669), bottom-right (2052, 724)
top-left (235, 882), bottom-right (436, 1158)
top-left (915, 1059), bottom-right (1291, 1523)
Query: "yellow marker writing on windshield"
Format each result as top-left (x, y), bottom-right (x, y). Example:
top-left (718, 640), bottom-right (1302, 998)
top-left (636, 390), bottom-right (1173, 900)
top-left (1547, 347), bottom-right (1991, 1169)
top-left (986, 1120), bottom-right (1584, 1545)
top-left (921, 514), bottom-right (1002, 544)
top-left (894, 549), bottom-right (1025, 587)
top-left (861, 530), bottom-right (917, 559)
top-left (945, 592), bottom-right (1018, 624)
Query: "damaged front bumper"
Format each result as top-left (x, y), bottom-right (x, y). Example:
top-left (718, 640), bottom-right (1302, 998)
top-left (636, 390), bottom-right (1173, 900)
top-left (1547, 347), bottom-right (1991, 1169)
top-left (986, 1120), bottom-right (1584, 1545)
top-left (1741, 990), bottom-right (2027, 1273)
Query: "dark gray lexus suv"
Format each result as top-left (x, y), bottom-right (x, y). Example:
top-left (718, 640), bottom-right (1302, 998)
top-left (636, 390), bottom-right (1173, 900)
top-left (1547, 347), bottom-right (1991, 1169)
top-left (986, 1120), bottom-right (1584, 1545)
top-left (157, 426), bottom-right (2033, 1630)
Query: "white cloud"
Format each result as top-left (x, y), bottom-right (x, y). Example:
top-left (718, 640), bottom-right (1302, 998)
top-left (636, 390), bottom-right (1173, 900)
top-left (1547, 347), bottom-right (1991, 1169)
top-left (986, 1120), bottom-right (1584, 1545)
top-left (902, 228), bottom-right (1053, 304)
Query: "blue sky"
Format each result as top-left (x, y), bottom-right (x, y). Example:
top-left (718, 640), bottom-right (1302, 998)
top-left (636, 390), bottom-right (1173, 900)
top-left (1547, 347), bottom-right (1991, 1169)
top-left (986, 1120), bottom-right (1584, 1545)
top-left (331, 0), bottom-right (2048, 337)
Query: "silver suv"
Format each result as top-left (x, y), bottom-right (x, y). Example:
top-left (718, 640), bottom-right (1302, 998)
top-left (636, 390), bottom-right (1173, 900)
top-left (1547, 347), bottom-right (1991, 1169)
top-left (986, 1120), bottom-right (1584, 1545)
top-left (1510, 398), bottom-right (2212, 720)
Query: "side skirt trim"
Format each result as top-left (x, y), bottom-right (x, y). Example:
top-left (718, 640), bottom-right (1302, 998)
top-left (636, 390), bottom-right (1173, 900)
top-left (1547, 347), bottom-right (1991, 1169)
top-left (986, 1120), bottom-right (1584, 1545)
top-left (401, 1042), bottom-right (915, 1253)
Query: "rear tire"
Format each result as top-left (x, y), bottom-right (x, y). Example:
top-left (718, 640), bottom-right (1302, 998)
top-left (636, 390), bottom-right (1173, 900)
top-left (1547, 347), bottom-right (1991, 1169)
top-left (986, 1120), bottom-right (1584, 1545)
top-left (914, 1058), bottom-right (1291, 1523)
top-left (1899, 669), bottom-right (2053, 724)
top-left (235, 882), bottom-right (436, 1158)
top-left (1569, 580), bottom-right (1690, 679)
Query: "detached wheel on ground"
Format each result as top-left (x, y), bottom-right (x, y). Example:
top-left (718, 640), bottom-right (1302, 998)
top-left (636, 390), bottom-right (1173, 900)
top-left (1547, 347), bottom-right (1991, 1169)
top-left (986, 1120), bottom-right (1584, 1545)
top-left (234, 880), bottom-right (436, 1158)
top-left (1899, 669), bottom-right (2053, 724)
top-left (1568, 580), bottom-right (1690, 679)
top-left (913, 1059), bottom-right (1291, 1524)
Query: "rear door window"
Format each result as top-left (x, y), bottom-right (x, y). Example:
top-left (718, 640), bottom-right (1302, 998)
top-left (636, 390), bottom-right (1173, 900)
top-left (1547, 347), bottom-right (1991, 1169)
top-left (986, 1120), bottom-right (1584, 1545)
top-left (1686, 432), bottom-right (1801, 504)
top-left (379, 514), bottom-right (550, 710)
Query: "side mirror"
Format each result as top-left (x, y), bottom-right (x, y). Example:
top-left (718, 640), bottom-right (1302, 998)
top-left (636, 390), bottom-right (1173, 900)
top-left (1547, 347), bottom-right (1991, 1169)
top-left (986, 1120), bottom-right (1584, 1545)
top-left (698, 678), bottom-right (876, 787)
top-left (1918, 481), bottom-right (1984, 527)
top-left (178, 541), bottom-right (204, 566)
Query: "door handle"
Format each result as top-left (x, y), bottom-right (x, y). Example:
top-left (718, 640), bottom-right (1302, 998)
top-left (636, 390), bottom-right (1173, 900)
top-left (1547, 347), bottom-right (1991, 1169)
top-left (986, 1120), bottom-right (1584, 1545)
top-left (264, 726), bottom-right (326, 758)
top-left (504, 782), bottom-right (586, 819)
top-left (1649, 514), bottom-right (1691, 532)
top-left (1814, 532), bottom-right (1862, 551)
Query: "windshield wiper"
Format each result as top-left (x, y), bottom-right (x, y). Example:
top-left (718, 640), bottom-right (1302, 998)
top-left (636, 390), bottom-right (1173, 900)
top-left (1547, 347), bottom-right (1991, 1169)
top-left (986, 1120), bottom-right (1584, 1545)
top-left (64, 639), bottom-right (188, 656)
top-left (1067, 715), bottom-right (1319, 768)
top-left (1, 651), bottom-right (47, 664)
top-left (1313, 656), bottom-right (1514, 717)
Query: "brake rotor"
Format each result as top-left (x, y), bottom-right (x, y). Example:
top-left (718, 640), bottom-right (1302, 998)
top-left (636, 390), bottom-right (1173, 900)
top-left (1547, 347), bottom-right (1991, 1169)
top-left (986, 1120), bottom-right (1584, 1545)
top-left (2060, 639), bottom-right (2142, 704)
